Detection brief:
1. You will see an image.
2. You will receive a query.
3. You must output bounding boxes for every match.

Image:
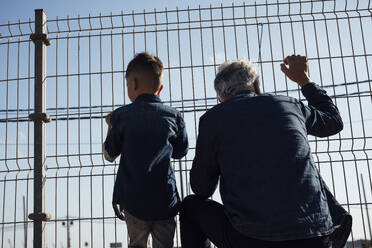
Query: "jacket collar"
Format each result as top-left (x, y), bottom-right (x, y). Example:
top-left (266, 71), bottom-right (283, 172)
top-left (134, 94), bottom-right (162, 103)
top-left (234, 90), bottom-right (257, 97)
top-left (222, 90), bottom-right (257, 103)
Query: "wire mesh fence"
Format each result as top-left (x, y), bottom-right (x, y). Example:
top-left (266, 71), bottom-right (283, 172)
top-left (1, 0), bottom-right (372, 247)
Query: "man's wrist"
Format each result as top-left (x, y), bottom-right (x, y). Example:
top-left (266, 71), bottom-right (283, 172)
top-left (298, 78), bottom-right (311, 88)
top-left (300, 82), bottom-right (321, 100)
top-left (298, 82), bottom-right (309, 88)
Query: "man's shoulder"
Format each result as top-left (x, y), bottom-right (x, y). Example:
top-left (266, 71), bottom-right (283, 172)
top-left (200, 103), bottom-right (224, 122)
top-left (259, 93), bottom-right (300, 103)
top-left (201, 94), bottom-right (300, 118)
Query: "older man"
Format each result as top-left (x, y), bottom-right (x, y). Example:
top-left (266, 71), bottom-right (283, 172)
top-left (180, 55), bottom-right (351, 248)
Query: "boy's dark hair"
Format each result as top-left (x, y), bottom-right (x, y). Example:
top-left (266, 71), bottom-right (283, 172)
top-left (126, 52), bottom-right (164, 90)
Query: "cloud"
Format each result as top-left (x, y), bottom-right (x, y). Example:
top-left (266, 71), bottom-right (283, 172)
top-left (19, 131), bottom-right (26, 141)
top-left (208, 52), bottom-right (226, 64)
top-left (208, 53), bottom-right (251, 65)
top-left (18, 150), bottom-right (25, 157)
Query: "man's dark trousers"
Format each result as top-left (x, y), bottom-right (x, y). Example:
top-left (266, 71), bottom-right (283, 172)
top-left (180, 195), bottom-right (331, 248)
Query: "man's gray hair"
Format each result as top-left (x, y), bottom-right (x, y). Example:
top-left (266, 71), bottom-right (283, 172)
top-left (214, 59), bottom-right (260, 100)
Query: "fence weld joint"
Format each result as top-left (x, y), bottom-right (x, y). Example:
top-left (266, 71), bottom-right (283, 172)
top-left (28, 212), bottom-right (51, 222)
top-left (30, 33), bottom-right (51, 46)
top-left (29, 112), bottom-right (52, 123)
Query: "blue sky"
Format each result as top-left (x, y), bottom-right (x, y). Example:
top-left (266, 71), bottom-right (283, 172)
top-left (0, 0), bottom-right (243, 24)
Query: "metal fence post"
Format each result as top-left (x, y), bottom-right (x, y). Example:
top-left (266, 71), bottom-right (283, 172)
top-left (29, 8), bottom-right (51, 248)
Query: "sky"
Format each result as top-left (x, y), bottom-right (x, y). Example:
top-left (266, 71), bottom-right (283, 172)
top-left (0, 0), bottom-right (244, 24)
top-left (1, 0), bottom-right (372, 247)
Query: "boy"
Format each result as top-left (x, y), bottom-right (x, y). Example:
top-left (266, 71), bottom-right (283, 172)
top-left (103, 52), bottom-right (189, 248)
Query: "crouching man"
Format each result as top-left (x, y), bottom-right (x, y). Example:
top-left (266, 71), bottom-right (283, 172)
top-left (180, 55), bottom-right (351, 248)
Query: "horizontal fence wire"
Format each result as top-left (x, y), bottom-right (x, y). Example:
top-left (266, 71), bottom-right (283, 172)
top-left (1, 0), bottom-right (372, 247)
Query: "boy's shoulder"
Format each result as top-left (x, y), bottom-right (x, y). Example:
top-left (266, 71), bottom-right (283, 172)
top-left (110, 104), bottom-right (133, 121)
top-left (112, 102), bottom-right (182, 118)
top-left (158, 103), bottom-right (182, 117)
top-left (138, 99), bottom-right (182, 118)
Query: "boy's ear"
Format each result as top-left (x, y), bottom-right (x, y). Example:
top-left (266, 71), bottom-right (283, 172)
top-left (155, 84), bottom-right (163, 95)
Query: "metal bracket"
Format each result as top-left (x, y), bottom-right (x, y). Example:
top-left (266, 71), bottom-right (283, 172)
top-left (30, 33), bottom-right (51, 46)
top-left (28, 212), bottom-right (51, 222)
top-left (29, 112), bottom-right (52, 123)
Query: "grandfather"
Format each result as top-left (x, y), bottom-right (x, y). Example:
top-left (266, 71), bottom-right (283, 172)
top-left (180, 55), bottom-right (351, 248)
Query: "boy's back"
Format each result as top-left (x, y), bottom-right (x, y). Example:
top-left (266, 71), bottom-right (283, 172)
top-left (105, 93), bottom-right (188, 220)
top-left (103, 52), bottom-right (188, 248)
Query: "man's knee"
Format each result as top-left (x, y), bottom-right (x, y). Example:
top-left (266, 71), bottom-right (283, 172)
top-left (180, 195), bottom-right (204, 213)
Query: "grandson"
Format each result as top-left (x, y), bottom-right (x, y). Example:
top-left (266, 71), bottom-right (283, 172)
top-left (103, 52), bottom-right (189, 248)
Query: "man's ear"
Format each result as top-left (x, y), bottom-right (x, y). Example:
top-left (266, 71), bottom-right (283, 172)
top-left (155, 84), bottom-right (163, 95)
top-left (133, 78), bottom-right (139, 91)
top-left (254, 79), bottom-right (261, 95)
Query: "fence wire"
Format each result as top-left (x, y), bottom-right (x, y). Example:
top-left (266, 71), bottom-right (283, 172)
top-left (1, 0), bottom-right (372, 247)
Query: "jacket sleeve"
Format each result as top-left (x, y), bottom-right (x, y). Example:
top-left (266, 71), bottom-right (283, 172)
top-left (103, 111), bottom-right (123, 162)
top-left (299, 83), bottom-right (343, 137)
top-left (171, 113), bottom-right (189, 159)
top-left (190, 115), bottom-right (220, 199)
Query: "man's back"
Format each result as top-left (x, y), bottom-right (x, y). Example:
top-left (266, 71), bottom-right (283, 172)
top-left (183, 55), bottom-right (349, 248)
top-left (191, 83), bottom-right (343, 241)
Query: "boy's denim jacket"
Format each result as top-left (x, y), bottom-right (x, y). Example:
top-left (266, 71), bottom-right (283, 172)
top-left (104, 94), bottom-right (188, 221)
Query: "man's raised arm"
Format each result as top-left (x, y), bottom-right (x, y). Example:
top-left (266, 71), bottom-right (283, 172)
top-left (281, 55), bottom-right (343, 137)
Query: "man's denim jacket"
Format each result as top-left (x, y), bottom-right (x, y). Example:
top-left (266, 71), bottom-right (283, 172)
top-left (104, 94), bottom-right (188, 221)
top-left (190, 83), bottom-right (351, 244)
